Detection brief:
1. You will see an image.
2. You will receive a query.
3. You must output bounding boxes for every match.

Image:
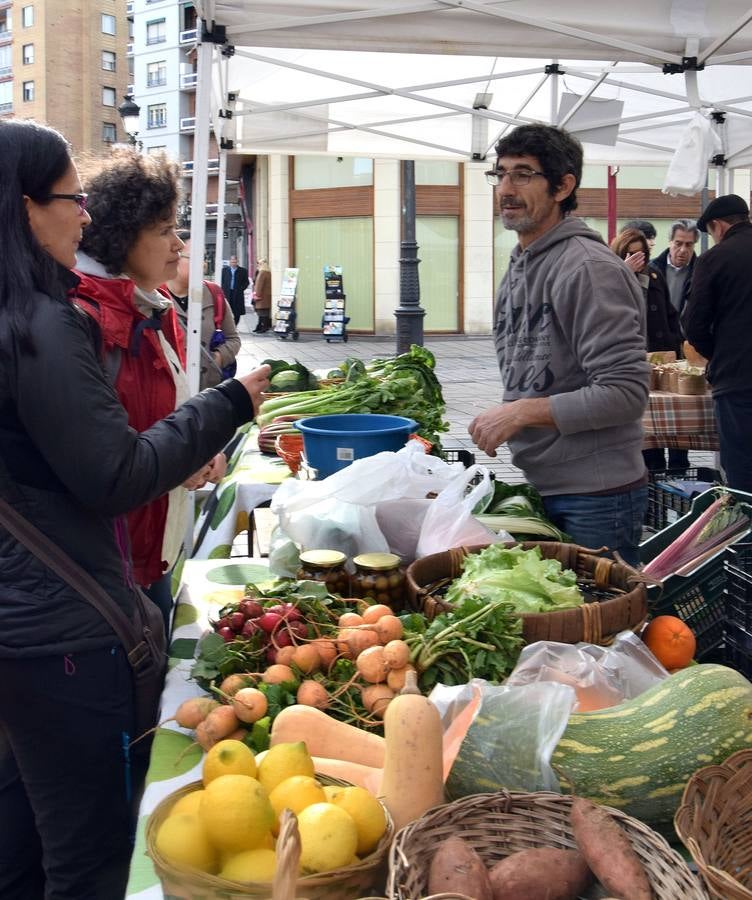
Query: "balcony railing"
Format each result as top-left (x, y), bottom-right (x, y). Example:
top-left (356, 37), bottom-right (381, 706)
top-left (0, 65), bottom-right (11, 77)
top-left (180, 71), bottom-right (197, 89)
top-left (146, 35), bottom-right (166, 45)
top-left (180, 116), bottom-right (195, 131)
top-left (0, 101), bottom-right (12, 115)
top-left (147, 76), bottom-right (167, 88)
top-left (127, 83), bottom-right (135, 96)
top-left (126, 42), bottom-right (133, 56)
top-left (179, 28), bottom-right (197, 44)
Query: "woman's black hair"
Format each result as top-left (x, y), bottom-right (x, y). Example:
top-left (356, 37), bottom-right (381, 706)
top-left (79, 148), bottom-right (181, 275)
top-left (494, 123), bottom-right (583, 214)
top-left (0, 119), bottom-right (73, 354)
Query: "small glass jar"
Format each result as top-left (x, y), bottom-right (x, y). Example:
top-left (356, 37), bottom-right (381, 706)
top-left (297, 550), bottom-right (349, 595)
top-left (351, 552), bottom-right (405, 608)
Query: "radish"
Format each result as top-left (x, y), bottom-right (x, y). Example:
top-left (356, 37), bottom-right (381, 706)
top-left (383, 639), bottom-right (410, 670)
top-left (239, 599), bottom-right (264, 619)
top-left (228, 612), bottom-right (246, 632)
top-left (219, 674), bottom-right (253, 697)
top-left (262, 664), bottom-right (296, 685)
top-left (361, 684), bottom-right (394, 718)
top-left (339, 612), bottom-right (364, 627)
top-left (274, 629), bottom-right (293, 648)
top-left (174, 696), bottom-right (219, 729)
top-left (297, 680), bottom-right (330, 710)
top-left (202, 705), bottom-right (240, 743)
top-left (375, 615), bottom-right (403, 644)
top-left (311, 638), bottom-right (338, 671)
top-left (291, 644), bottom-right (321, 675)
top-left (217, 626), bottom-right (236, 643)
top-left (362, 604), bottom-right (393, 624)
top-left (275, 645), bottom-right (296, 666)
top-left (232, 687), bottom-right (269, 724)
top-left (258, 612), bottom-right (283, 633)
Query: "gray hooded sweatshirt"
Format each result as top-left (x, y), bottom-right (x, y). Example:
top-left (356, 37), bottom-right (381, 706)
top-left (494, 217), bottom-right (649, 495)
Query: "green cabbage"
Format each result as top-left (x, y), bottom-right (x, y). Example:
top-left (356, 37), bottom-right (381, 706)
top-left (445, 544), bottom-right (583, 614)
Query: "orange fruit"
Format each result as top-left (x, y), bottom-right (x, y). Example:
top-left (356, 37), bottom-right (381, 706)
top-left (642, 615), bottom-right (696, 670)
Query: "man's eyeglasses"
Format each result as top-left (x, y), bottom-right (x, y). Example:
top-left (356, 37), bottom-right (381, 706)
top-left (47, 193), bottom-right (88, 214)
top-left (485, 169), bottom-right (546, 187)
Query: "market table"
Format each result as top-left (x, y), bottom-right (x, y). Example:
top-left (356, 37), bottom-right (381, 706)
top-left (642, 390), bottom-right (720, 452)
top-left (125, 557), bottom-right (273, 900)
top-left (191, 423), bottom-right (291, 560)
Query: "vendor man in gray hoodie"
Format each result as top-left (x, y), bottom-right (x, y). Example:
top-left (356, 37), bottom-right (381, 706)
top-left (469, 124), bottom-right (650, 565)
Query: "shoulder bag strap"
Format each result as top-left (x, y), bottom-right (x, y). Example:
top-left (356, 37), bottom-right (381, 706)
top-left (0, 496), bottom-right (148, 669)
top-left (204, 280), bottom-right (225, 330)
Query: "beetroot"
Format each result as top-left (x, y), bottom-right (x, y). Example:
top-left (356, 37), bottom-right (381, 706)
top-left (258, 612), bottom-right (282, 633)
top-left (217, 626), bottom-right (236, 643)
top-left (240, 599), bottom-right (264, 619)
top-left (228, 612), bottom-right (246, 632)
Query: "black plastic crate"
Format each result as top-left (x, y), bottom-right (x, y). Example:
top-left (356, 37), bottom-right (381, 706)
top-left (725, 556), bottom-right (752, 632)
top-left (721, 623), bottom-right (752, 679)
top-left (441, 448), bottom-right (476, 469)
top-left (645, 467), bottom-right (722, 532)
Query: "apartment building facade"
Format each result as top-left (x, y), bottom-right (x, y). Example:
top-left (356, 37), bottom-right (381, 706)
top-left (0, 0), bottom-right (130, 154)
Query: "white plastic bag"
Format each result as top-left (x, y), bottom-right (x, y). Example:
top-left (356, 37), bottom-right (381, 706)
top-left (662, 111), bottom-right (722, 197)
top-left (269, 441), bottom-right (466, 574)
top-left (415, 465), bottom-right (509, 557)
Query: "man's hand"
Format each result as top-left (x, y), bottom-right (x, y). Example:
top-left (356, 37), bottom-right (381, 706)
top-left (182, 462), bottom-right (213, 491)
top-left (469, 398), bottom-right (556, 456)
top-left (206, 452), bottom-right (227, 484)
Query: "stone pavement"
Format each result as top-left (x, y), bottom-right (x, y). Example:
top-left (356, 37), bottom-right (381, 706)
top-left (234, 315), bottom-right (714, 484)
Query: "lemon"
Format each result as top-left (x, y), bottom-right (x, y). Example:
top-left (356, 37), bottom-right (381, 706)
top-left (323, 784), bottom-right (344, 803)
top-left (170, 789), bottom-right (205, 817)
top-left (155, 812), bottom-right (217, 873)
top-left (257, 741), bottom-right (314, 794)
top-left (297, 802), bottom-right (358, 873)
top-left (200, 774), bottom-right (275, 854)
top-left (203, 738), bottom-right (257, 785)
top-left (329, 786), bottom-right (387, 855)
top-left (269, 775), bottom-right (327, 822)
top-left (220, 848), bottom-right (277, 883)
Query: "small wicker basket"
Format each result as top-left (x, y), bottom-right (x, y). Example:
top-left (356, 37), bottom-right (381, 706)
top-left (405, 542), bottom-right (647, 646)
top-left (388, 790), bottom-right (707, 900)
top-left (146, 778), bottom-right (394, 900)
top-left (674, 748), bottom-right (752, 900)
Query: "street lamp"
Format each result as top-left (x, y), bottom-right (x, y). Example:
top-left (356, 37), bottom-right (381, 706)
top-left (117, 94), bottom-right (142, 151)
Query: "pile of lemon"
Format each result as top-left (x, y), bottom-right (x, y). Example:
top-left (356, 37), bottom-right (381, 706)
top-left (154, 739), bottom-right (388, 883)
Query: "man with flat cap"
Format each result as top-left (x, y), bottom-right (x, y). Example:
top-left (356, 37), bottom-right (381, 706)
top-left (682, 194), bottom-right (752, 491)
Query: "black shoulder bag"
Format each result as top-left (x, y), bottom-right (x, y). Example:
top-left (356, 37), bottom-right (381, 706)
top-left (0, 497), bottom-right (166, 747)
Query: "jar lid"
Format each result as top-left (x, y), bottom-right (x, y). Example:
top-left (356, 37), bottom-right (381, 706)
top-left (353, 552), bottom-right (401, 570)
top-left (299, 549), bottom-right (347, 567)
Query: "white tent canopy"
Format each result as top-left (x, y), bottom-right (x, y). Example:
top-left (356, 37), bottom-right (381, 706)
top-left (181, 0), bottom-right (752, 391)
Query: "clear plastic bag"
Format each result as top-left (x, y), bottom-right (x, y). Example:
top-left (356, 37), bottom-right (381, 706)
top-left (415, 465), bottom-right (510, 558)
top-left (430, 679), bottom-right (576, 795)
top-left (505, 630), bottom-right (669, 712)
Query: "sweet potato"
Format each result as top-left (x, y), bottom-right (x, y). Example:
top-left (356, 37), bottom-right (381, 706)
top-left (570, 797), bottom-right (651, 900)
top-left (487, 847), bottom-right (593, 900)
top-left (428, 836), bottom-right (492, 900)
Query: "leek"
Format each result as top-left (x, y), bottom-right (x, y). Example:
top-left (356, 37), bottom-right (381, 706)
top-left (475, 513), bottom-right (569, 541)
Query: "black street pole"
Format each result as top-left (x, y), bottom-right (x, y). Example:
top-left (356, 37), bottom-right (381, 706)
top-left (395, 159), bottom-right (425, 354)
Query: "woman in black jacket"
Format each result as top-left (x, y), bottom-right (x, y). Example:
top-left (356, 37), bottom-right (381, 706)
top-left (611, 228), bottom-right (687, 471)
top-left (0, 119), bottom-right (269, 900)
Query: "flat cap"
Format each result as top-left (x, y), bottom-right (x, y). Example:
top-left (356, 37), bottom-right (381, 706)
top-left (696, 194), bottom-right (749, 233)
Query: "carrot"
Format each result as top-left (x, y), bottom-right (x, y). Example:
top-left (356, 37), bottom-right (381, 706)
top-left (174, 697), bottom-right (220, 729)
top-left (375, 615), bottom-right (403, 644)
top-left (297, 680), bottom-right (330, 710)
top-left (356, 646), bottom-right (388, 684)
top-left (361, 604), bottom-right (393, 624)
top-left (232, 687), bottom-right (269, 724)
top-left (383, 639), bottom-right (410, 670)
top-left (262, 664), bottom-right (296, 685)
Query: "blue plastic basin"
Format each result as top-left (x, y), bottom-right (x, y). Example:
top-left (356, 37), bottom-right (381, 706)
top-left (295, 414), bottom-right (417, 478)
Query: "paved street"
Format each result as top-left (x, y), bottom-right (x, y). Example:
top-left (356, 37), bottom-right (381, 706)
top-left (234, 314), bottom-right (714, 483)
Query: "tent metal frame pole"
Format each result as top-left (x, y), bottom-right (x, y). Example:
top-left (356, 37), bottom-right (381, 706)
top-left (487, 72), bottom-right (550, 153)
top-left (558, 63), bottom-right (617, 128)
top-left (698, 9), bottom-right (752, 65)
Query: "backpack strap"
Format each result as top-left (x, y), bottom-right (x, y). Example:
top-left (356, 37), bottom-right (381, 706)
top-left (204, 281), bottom-right (226, 330)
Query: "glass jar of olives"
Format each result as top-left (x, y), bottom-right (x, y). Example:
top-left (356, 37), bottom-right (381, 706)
top-left (297, 550), bottom-right (349, 595)
top-left (351, 552), bottom-right (405, 608)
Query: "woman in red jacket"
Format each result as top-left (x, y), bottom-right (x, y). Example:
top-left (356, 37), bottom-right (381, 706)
top-left (75, 149), bottom-right (221, 630)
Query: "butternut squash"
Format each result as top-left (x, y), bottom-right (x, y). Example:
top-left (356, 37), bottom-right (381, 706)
top-left (269, 704), bottom-right (385, 768)
top-left (308, 756), bottom-right (382, 794)
top-left (380, 669), bottom-right (444, 831)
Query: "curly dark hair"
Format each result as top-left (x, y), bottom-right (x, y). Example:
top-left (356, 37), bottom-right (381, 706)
top-left (494, 123), bottom-right (583, 214)
top-left (79, 148), bottom-right (181, 275)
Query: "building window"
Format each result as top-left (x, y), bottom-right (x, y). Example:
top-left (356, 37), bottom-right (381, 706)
top-left (0, 44), bottom-right (11, 76)
top-left (101, 13), bottom-right (116, 35)
top-left (22, 43), bottom-right (34, 64)
top-left (102, 122), bottom-right (117, 143)
top-left (147, 102), bottom-right (167, 128)
top-left (147, 60), bottom-right (167, 87)
top-left (147, 144), bottom-right (166, 154)
top-left (102, 86), bottom-right (116, 106)
top-left (22, 6), bottom-right (34, 28)
top-left (0, 10), bottom-right (12, 34)
top-left (23, 80), bottom-right (35, 102)
top-left (102, 50), bottom-right (116, 72)
top-left (146, 18), bottom-right (166, 45)
top-left (294, 156), bottom-right (373, 189)
top-left (0, 80), bottom-right (12, 113)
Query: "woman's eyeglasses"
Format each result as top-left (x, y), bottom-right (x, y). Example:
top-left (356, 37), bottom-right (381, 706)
top-left (47, 193), bottom-right (88, 214)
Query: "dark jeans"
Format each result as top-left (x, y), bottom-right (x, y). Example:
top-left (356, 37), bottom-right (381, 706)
top-left (715, 392), bottom-right (752, 493)
top-left (0, 647), bottom-right (135, 900)
top-left (543, 485), bottom-right (648, 568)
top-left (643, 447), bottom-right (690, 472)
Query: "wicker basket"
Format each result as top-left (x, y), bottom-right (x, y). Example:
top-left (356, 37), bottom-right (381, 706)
top-left (677, 371), bottom-right (709, 396)
top-left (387, 791), bottom-right (707, 900)
top-left (674, 748), bottom-right (752, 900)
top-left (146, 778), bottom-right (394, 900)
top-left (405, 542), bottom-right (648, 646)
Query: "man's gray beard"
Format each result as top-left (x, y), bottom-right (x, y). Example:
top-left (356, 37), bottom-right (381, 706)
top-left (500, 210), bottom-right (536, 234)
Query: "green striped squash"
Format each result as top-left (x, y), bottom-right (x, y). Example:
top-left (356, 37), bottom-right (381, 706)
top-left (448, 664), bottom-right (752, 827)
